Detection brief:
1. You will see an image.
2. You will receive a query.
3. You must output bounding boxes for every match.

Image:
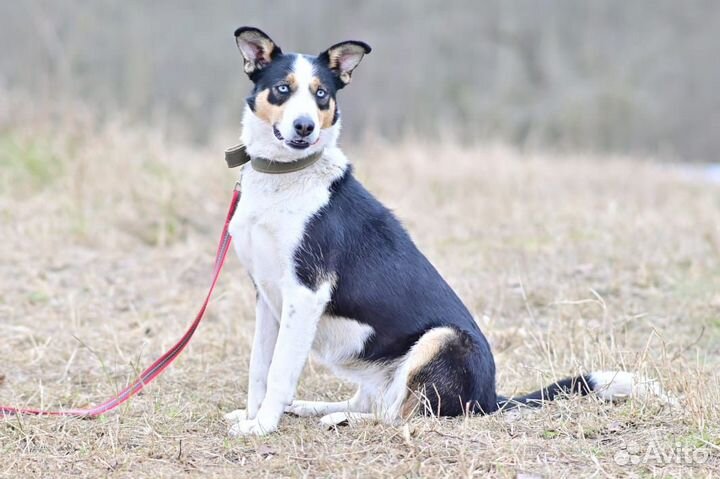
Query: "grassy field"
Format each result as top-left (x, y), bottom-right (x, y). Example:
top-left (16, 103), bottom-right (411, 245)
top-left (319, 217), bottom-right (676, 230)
top-left (1, 107), bottom-right (719, 478)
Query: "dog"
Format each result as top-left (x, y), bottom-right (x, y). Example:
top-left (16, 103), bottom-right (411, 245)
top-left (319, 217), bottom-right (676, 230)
top-left (223, 27), bottom-right (660, 436)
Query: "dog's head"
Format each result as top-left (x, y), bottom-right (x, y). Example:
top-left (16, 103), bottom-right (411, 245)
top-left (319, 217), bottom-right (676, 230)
top-left (235, 27), bottom-right (370, 161)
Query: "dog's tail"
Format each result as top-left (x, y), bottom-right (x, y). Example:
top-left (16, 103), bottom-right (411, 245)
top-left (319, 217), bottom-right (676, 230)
top-left (496, 371), bottom-right (669, 411)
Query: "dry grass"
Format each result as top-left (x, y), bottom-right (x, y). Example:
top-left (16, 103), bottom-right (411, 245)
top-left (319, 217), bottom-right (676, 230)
top-left (1, 103), bottom-right (719, 478)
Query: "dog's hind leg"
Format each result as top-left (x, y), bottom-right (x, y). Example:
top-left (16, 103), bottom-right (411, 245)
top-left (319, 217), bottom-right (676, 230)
top-left (393, 326), bottom-right (496, 419)
top-left (286, 387), bottom-right (371, 417)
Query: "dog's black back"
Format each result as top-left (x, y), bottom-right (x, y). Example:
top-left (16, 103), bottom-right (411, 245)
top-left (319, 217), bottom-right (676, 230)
top-left (294, 168), bottom-right (498, 414)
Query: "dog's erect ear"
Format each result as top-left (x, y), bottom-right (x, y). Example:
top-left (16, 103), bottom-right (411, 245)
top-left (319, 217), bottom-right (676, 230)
top-left (318, 41), bottom-right (371, 87)
top-left (234, 27), bottom-right (282, 77)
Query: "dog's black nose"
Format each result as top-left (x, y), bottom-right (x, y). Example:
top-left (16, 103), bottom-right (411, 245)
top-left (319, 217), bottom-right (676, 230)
top-left (293, 116), bottom-right (315, 137)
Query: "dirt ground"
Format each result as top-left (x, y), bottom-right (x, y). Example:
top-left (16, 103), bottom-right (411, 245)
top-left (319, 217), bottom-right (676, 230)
top-left (1, 107), bottom-right (719, 478)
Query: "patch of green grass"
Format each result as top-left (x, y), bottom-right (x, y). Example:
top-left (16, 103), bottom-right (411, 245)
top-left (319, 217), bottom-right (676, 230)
top-left (705, 317), bottom-right (720, 334)
top-left (0, 133), bottom-right (63, 193)
top-left (27, 291), bottom-right (49, 305)
top-left (670, 267), bottom-right (720, 301)
top-left (678, 431), bottom-right (720, 449)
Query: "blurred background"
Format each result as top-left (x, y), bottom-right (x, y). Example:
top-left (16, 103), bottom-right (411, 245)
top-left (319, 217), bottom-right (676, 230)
top-left (0, 0), bottom-right (718, 161)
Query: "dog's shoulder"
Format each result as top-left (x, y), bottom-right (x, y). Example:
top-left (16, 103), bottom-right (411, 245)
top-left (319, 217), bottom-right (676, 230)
top-left (293, 165), bottom-right (411, 287)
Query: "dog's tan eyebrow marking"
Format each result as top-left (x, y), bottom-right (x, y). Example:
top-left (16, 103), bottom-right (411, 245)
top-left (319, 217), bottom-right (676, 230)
top-left (309, 77), bottom-right (323, 93)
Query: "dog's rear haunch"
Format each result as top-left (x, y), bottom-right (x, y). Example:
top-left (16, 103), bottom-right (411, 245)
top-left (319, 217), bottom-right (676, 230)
top-left (222, 27), bottom-right (667, 436)
top-left (400, 328), bottom-right (661, 417)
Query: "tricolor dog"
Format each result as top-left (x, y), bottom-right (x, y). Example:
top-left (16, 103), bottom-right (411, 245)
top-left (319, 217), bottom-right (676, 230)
top-left (224, 27), bottom-right (660, 436)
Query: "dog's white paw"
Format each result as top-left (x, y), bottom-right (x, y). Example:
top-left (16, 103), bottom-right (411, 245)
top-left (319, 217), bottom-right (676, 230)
top-left (224, 409), bottom-right (248, 422)
top-left (228, 418), bottom-right (277, 437)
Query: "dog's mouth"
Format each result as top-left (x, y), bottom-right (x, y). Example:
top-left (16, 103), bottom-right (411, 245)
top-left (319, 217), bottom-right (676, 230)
top-left (286, 139), bottom-right (311, 150)
top-left (273, 125), bottom-right (316, 150)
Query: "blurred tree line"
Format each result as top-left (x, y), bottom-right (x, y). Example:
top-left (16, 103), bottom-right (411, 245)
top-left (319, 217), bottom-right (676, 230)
top-left (0, 0), bottom-right (718, 161)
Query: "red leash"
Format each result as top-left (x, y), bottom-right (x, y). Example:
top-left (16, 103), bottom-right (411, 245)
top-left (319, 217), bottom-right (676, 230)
top-left (0, 186), bottom-right (240, 418)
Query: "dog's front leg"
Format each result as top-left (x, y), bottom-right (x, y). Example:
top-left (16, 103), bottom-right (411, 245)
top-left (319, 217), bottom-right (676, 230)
top-left (225, 297), bottom-right (278, 424)
top-left (246, 297), bottom-right (279, 418)
top-left (228, 281), bottom-right (331, 436)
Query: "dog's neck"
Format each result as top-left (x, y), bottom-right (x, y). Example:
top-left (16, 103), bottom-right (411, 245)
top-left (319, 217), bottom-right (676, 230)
top-left (238, 146), bottom-right (349, 193)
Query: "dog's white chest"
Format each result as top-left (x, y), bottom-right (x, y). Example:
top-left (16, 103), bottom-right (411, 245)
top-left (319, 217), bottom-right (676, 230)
top-left (228, 167), bottom-right (332, 308)
top-left (230, 205), bottom-right (285, 287)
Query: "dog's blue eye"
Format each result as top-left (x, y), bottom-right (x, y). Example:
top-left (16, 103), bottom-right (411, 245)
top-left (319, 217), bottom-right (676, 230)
top-left (316, 88), bottom-right (326, 98)
top-left (276, 85), bottom-right (289, 94)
